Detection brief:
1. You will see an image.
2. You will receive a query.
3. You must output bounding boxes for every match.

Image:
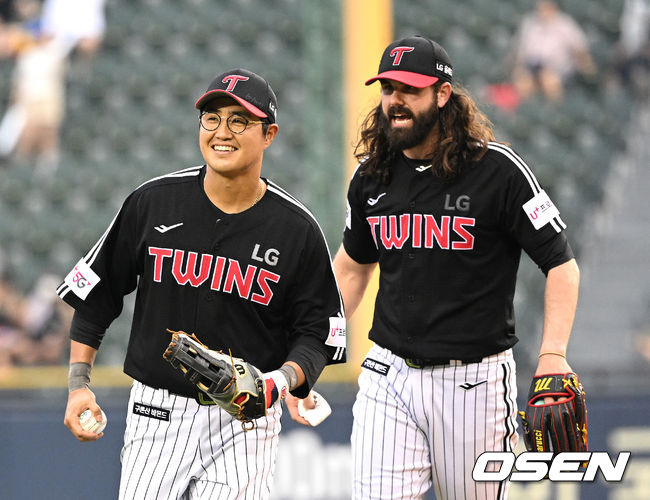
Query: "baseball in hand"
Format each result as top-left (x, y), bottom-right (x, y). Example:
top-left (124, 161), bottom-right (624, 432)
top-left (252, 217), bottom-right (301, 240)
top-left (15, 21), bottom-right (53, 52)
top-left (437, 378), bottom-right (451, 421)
top-left (79, 409), bottom-right (107, 434)
top-left (297, 390), bottom-right (331, 426)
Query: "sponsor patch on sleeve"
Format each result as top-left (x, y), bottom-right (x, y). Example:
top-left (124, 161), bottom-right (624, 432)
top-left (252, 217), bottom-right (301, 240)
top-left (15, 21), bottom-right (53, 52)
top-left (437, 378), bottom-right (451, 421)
top-left (63, 259), bottom-right (101, 300)
top-left (325, 316), bottom-right (346, 348)
top-left (522, 190), bottom-right (560, 230)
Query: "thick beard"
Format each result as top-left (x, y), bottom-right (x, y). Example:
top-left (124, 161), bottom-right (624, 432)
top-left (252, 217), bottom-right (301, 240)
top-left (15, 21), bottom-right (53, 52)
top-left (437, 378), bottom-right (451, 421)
top-left (381, 102), bottom-right (439, 153)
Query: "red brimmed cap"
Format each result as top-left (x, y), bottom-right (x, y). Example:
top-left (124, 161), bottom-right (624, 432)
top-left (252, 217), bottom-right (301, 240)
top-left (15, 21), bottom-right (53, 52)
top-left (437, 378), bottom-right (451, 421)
top-left (195, 68), bottom-right (278, 123)
top-left (365, 35), bottom-right (453, 88)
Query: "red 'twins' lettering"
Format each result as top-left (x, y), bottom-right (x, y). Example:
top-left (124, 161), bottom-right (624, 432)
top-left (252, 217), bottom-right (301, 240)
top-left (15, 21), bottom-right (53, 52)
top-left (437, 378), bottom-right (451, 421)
top-left (148, 247), bottom-right (280, 306)
top-left (367, 214), bottom-right (476, 251)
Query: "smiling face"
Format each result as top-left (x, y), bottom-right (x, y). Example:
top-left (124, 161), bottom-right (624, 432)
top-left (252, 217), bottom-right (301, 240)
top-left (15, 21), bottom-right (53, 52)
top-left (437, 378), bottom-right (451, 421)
top-left (199, 96), bottom-right (277, 179)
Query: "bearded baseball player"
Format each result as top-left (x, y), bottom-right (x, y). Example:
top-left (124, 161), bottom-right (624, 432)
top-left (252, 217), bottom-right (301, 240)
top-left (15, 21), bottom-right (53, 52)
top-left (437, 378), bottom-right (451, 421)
top-left (329, 36), bottom-right (583, 499)
top-left (59, 68), bottom-right (346, 499)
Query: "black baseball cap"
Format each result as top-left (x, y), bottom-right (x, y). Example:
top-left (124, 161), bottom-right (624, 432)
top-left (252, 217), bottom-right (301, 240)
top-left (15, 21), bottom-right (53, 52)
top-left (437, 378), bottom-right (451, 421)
top-left (195, 68), bottom-right (278, 123)
top-left (365, 35), bottom-right (453, 88)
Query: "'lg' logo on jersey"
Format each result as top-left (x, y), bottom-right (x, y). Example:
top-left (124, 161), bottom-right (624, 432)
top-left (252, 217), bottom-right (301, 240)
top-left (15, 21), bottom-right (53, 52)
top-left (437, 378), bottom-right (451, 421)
top-left (252, 244), bottom-right (280, 266)
top-left (444, 194), bottom-right (470, 212)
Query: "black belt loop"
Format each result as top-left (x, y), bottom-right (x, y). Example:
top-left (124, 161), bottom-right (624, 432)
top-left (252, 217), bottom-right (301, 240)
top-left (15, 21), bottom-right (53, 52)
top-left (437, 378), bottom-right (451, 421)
top-left (169, 390), bottom-right (217, 406)
top-left (404, 356), bottom-right (483, 368)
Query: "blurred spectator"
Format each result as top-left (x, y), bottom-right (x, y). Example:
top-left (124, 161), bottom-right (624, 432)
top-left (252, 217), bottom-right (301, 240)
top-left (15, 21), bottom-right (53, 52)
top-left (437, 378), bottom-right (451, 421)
top-left (481, 82), bottom-right (522, 113)
top-left (637, 332), bottom-right (650, 364)
top-left (0, 0), bottom-right (106, 172)
top-left (0, 0), bottom-right (38, 57)
top-left (0, 273), bottom-right (72, 368)
top-left (614, 0), bottom-right (650, 99)
top-left (40, 0), bottom-right (106, 58)
top-left (0, 272), bottom-right (24, 344)
top-left (511, 0), bottom-right (596, 102)
top-left (0, 0), bottom-right (66, 172)
top-left (8, 33), bottom-right (67, 171)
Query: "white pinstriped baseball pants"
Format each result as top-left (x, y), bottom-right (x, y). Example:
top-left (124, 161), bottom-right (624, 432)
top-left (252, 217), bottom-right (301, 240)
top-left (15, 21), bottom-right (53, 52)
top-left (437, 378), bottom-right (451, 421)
top-left (119, 381), bottom-right (282, 500)
top-left (352, 345), bottom-right (519, 500)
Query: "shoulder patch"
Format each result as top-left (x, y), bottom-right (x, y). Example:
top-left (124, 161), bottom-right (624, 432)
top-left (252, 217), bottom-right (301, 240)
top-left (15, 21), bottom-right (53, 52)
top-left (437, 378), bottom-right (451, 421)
top-left (523, 190), bottom-right (560, 230)
top-left (325, 316), bottom-right (346, 348)
top-left (63, 259), bottom-right (101, 300)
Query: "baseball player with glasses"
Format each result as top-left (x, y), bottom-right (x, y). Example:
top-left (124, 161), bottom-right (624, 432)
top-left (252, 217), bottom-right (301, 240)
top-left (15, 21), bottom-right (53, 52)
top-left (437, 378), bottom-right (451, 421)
top-left (58, 68), bottom-right (346, 499)
top-left (328, 35), bottom-right (581, 499)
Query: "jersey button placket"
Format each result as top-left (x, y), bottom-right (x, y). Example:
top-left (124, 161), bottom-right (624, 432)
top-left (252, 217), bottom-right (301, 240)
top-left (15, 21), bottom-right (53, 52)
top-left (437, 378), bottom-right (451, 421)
top-left (209, 239), bottom-right (221, 300)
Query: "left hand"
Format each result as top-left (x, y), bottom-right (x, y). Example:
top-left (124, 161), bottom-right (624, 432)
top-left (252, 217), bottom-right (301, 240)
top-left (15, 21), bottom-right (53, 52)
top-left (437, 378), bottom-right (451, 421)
top-left (162, 330), bottom-right (267, 424)
top-left (285, 393), bottom-right (316, 426)
top-left (519, 370), bottom-right (588, 453)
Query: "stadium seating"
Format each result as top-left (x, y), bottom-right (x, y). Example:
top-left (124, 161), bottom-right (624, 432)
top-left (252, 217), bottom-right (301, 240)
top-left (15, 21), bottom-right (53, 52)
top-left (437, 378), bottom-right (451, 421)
top-left (0, 0), bottom-right (632, 369)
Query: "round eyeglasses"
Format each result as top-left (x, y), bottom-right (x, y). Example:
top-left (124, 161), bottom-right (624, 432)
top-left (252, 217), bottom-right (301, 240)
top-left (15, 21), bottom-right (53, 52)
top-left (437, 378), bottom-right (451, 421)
top-left (199, 111), bottom-right (265, 134)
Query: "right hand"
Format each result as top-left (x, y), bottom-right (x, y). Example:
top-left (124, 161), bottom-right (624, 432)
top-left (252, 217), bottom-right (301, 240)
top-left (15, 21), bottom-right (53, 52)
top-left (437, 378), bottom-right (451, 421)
top-left (285, 392), bottom-right (316, 427)
top-left (63, 387), bottom-right (104, 441)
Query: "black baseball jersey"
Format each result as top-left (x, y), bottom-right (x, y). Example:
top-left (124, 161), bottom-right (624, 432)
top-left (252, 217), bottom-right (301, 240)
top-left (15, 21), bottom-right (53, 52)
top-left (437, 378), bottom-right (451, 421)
top-left (57, 165), bottom-right (346, 398)
top-left (343, 142), bottom-right (573, 360)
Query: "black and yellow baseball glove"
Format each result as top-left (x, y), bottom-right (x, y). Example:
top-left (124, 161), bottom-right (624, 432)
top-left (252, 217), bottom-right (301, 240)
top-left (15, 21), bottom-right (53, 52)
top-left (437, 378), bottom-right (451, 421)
top-left (163, 330), bottom-right (267, 429)
top-left (519, 372), bottom-right (588, 453)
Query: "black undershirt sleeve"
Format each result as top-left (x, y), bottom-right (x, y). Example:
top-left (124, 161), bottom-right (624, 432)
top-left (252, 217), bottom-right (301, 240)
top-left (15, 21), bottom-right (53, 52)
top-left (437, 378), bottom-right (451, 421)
top-left (286, 344), bottom-right (329, 399)
top-left (527, 232), bottom-right (575, 276)
top-left (69, 311), bottom-right (107, 350)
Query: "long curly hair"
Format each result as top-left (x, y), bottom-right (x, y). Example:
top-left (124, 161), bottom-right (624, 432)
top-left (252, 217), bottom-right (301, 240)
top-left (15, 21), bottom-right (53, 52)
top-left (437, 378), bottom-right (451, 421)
top-left (354, 82), bottom-right (496, 183)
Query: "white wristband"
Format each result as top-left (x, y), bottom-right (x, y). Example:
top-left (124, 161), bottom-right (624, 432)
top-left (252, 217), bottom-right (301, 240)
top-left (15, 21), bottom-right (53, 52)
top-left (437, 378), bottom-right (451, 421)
top-left (264, 370), bottom-right (290, 400)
